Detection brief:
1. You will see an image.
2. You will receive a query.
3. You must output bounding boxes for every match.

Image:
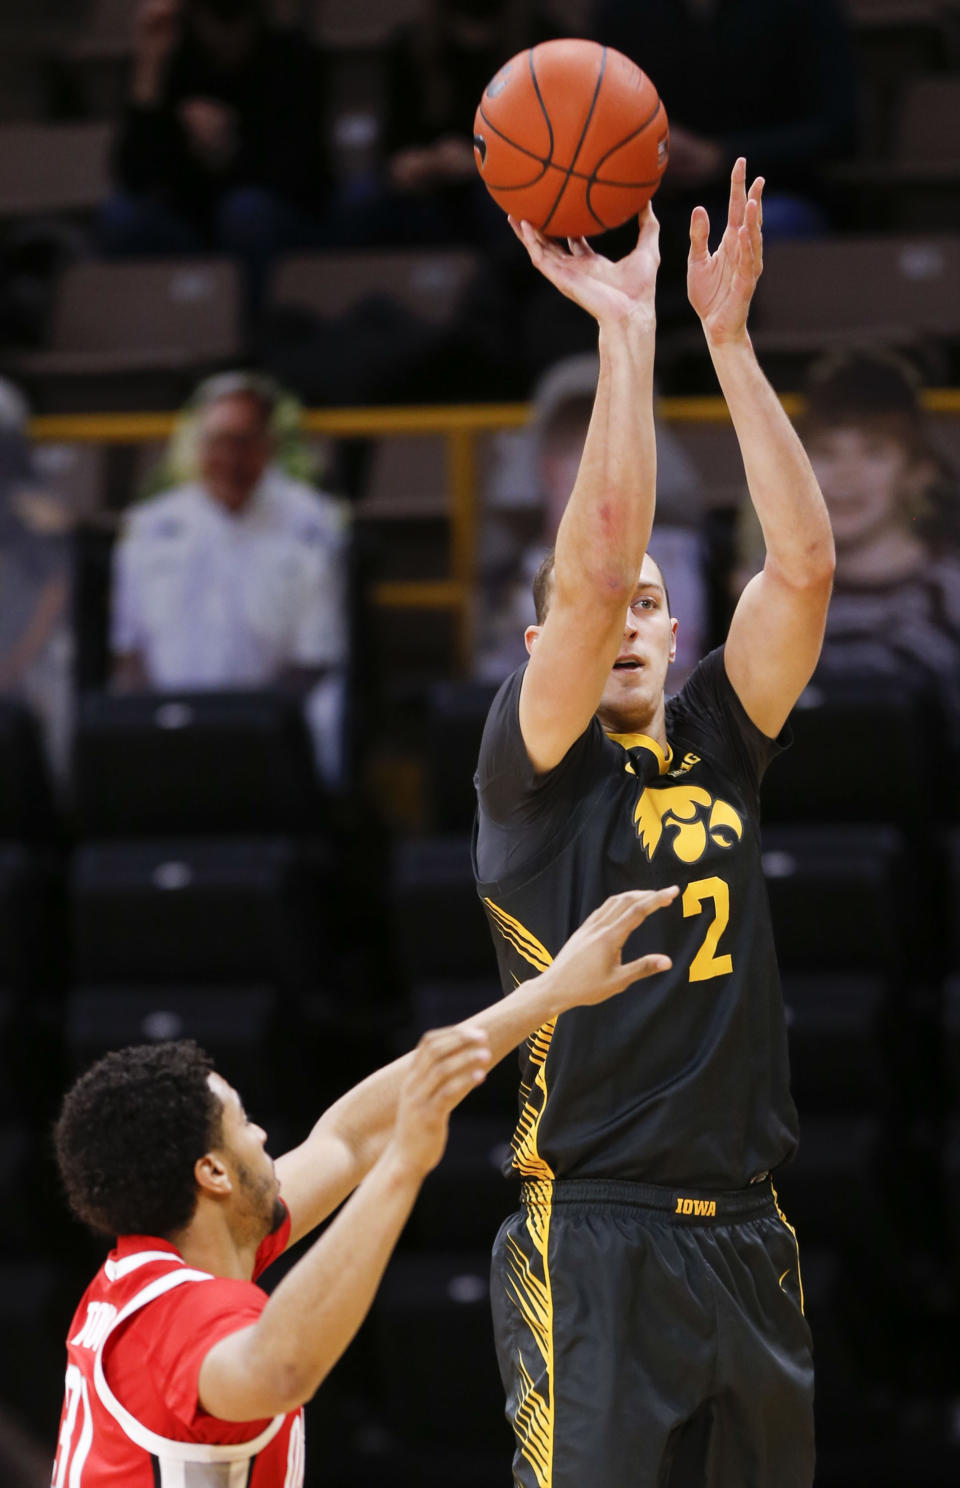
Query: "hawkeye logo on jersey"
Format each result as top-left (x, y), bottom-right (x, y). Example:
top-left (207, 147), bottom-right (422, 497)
top-left (634, 784), bottom-right (743, 864)
top-left (675, 1196), bottom-right (717, 1217)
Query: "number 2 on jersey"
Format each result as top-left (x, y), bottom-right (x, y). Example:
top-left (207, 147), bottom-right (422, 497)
top-left (682, 875), bottom-right (733, 982)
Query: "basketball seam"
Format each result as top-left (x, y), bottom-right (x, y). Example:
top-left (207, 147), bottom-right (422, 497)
top-left (541, 44), bottom-right (608, 236)
top-left (586, 98), bottom-right (665, 228)
top-left (527, 44), bottom-right (555, 179)
top-left (478, 103), bottom-right (551, 189)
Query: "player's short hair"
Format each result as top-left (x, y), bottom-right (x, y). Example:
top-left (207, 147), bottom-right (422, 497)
top-left (54, 1040), bottom-right (223, 1239)
top-left (532, 549), bottom-right (671, 626)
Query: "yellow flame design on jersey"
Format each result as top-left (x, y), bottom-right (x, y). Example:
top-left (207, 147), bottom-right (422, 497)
top-left (483, 899), bottom-right (557, 1488)
top-left (634, 785), bottom-right (743, 864)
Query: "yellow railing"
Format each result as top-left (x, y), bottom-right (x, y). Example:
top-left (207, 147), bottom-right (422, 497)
top-left (28, 391), bottom-right (960, 670)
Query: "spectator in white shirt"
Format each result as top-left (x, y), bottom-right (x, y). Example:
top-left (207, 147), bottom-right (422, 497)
top-left (111, 372), bottom-right (348, 783)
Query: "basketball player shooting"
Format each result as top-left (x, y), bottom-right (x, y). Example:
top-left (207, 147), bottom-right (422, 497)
top-left (50, 889), bottom-right (675, 1488)
top-left (473, 159), bottom-right (835, 1488)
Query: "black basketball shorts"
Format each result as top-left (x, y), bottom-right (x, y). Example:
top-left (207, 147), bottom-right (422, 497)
top-left (490, 1176), bottom-right (814, 1488)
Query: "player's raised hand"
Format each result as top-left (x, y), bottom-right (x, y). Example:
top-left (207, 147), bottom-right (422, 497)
top-left (546, 886), bottom-right (678, 1010)
top-left (509, 203), bottom-right (660, 328)
top-left (687, 157), bottom-right (763, 346)
top-left (386, 1026), bottom-right (492, 1178)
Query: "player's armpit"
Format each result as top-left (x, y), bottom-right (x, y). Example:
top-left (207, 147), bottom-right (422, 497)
top-left (724, 564), bottom-right (833, 739)
top-left (198, 1323), bottom-right (300, 1422)
top-left (519, 583), bottom-right (629, 773)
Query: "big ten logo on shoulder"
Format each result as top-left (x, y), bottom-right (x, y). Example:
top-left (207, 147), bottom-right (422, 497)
top-left (669, 752), bottom-right (700, 779)
top-left (70, 1301), bottom-right (118, 1352)
top-left (634, 784), bottom-right (743, 865)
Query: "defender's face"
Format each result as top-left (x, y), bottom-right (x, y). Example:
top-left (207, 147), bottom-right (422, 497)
top-left (596, 555), bottom-right (677, 734)
top-left (208, 1073), bottom-right (284, 1237)
top-left (807, 427), bottom-right (915, 549)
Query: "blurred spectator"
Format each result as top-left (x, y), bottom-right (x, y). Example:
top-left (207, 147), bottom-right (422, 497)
top-left (590, 0), bottom-right (857, 304)
top-left (0, 378), bottom-right (74, 785)
top-left (476, 352), bottom-right (709, 682)
top-left (101, 0), bottom-right (336, 301)
top-left (735, 350), bottom-right (960, 719)
top-left (359, 0), bottom-right (559, 246)
top-left (111, 372), bottom-right (349, 784)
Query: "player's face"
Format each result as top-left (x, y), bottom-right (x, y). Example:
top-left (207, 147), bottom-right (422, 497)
top-left (198, 394), bottom-right (272, 513)
top-left (208, 1074), bottom-right (284, 1239)
top-left (807, 426), bottom-right (916, 550)
top-left (596, 554), bottom-right (677, 733)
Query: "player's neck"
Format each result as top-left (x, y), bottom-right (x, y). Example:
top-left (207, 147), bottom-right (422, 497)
top-left (598, 696), bottom-right (668, 752)
top-left (168, 1205), bottom-right (261, 1282)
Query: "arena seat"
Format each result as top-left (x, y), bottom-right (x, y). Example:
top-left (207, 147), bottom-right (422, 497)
top-left (895, 73), bottom-right (960, 165)
top-left (783, 973), bottom-right (886, 1114)
top-left (0, 700), bottom-right (57, 841)
top-left (409, 977), bottom-right (519, 1114)
top-left (0, 122), bottom-right (111, 218)
top-left (64, 985), bottom-right (291, 1113)
top-left (423, 679), bottom-right (499, 830)
top-left (389, 835), bottom-right (497, 981)
top-left (762, 674), bottom-right (931, 825)
top-left (311, 0), bottom-right (422, 49)
top-left (750, 234), bottom-right (960, 355)
top-left (270, 248), bottom-right (481, 328)
top-left (410, 1115), bottom-right (518, 1250)
top-left (761, 824), bottom-right (906, 973)
top-left (70, 838), bottom-right (330, 989)
top-left (0, 844), bottom-right (66, 992)
top-left (73, 689), bottom-right (326, 837)
top-left (372, 1251), bottom-right (507, 1448)
top-left (5, 257), bottom-right (245, 412)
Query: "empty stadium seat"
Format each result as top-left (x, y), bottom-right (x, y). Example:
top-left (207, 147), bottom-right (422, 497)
top-left (0, 844), bottom-right (66, 990)
top-left (373, 1251), bottom-right (506, 1447)
top-left (73, 689), bottom-right (325, 837)
top-left (771, 1115), bottom-right (882, 1247)
top-left (0, 699), bottom-right (57, 840)
top-left (70, 838), bottom-right (330, 988)
top-left (409, 977), bottom-right (519, 1115)
top-left (424, 680), bottom-right (499, 830)
top-left (6, 257), bottom-right (245, 411)
top-left (946, 835), bottom-right (960, 971)
top-left (390, 836), bottom-right (497, 981)
top-left (762, 824), bottom-right (906, 972)
top-left (65, 986), bottom-right (290, 1113)
top-left (751, 235), bottom-right (960, 353)
top-left (0, 122), bottom-right (111, 218)
top-left (271, 248), bottom-right (481, 328)
top-left (411, 1115), bottom-right (518, 1250)
top-left (762, 675), bottom-right (930, 824)
top-left (783, 973), bottom-right (886, 1114)
top-left (895, 74), bottom-right (960, 166)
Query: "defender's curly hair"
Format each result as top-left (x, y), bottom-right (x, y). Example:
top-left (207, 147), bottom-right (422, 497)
top-left (54, 1041), bottom-right (223, 1239)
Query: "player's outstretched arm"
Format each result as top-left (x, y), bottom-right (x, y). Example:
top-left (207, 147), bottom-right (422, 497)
top-left (198, 888), bottom-right (676, 1422)
top-left (510, 210), bottom-right (661, 773)
top-left (274, 888), bottom-right (677, 1245)
top-left (688, 158), bottom-right (835, 738)
top-left (197, 1027), bottom-right (491, 1422)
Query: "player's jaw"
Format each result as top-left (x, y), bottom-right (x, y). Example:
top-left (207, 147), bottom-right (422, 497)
top-left (598, 649), bottom-right (667, 733)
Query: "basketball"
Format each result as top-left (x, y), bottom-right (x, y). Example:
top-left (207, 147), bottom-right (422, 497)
top-left (473, 39), bottom-right (669, 239)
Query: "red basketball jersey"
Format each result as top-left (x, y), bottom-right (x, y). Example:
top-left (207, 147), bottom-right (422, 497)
top-left (52, 1218), bottom-right (305, 1487)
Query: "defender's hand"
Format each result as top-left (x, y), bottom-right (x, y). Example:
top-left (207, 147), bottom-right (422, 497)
top-left (547, 886), bottom-right (678, 1011)
top-left (509, 203), bottom-right (660, 328)
top-left (687, 157), bottom-right (763, 347)
top-left (386, 1027), bottom-right (491, 1178)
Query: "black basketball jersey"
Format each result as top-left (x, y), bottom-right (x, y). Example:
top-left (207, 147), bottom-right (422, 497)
top-left (472, 646), bottom-right (798, 1189)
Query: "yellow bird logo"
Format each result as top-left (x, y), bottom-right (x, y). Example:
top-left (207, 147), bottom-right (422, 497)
top-left (634, 786), bottom-right (743, 864)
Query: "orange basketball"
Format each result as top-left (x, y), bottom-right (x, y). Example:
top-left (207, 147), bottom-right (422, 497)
top-left (473, 38), bottom-right (669, 239)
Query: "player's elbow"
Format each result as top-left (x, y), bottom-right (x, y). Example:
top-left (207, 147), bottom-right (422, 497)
top-left (261, 1355), bottom-right (330, 1413)
top-left (767, 537), bottom-right (835, 593)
